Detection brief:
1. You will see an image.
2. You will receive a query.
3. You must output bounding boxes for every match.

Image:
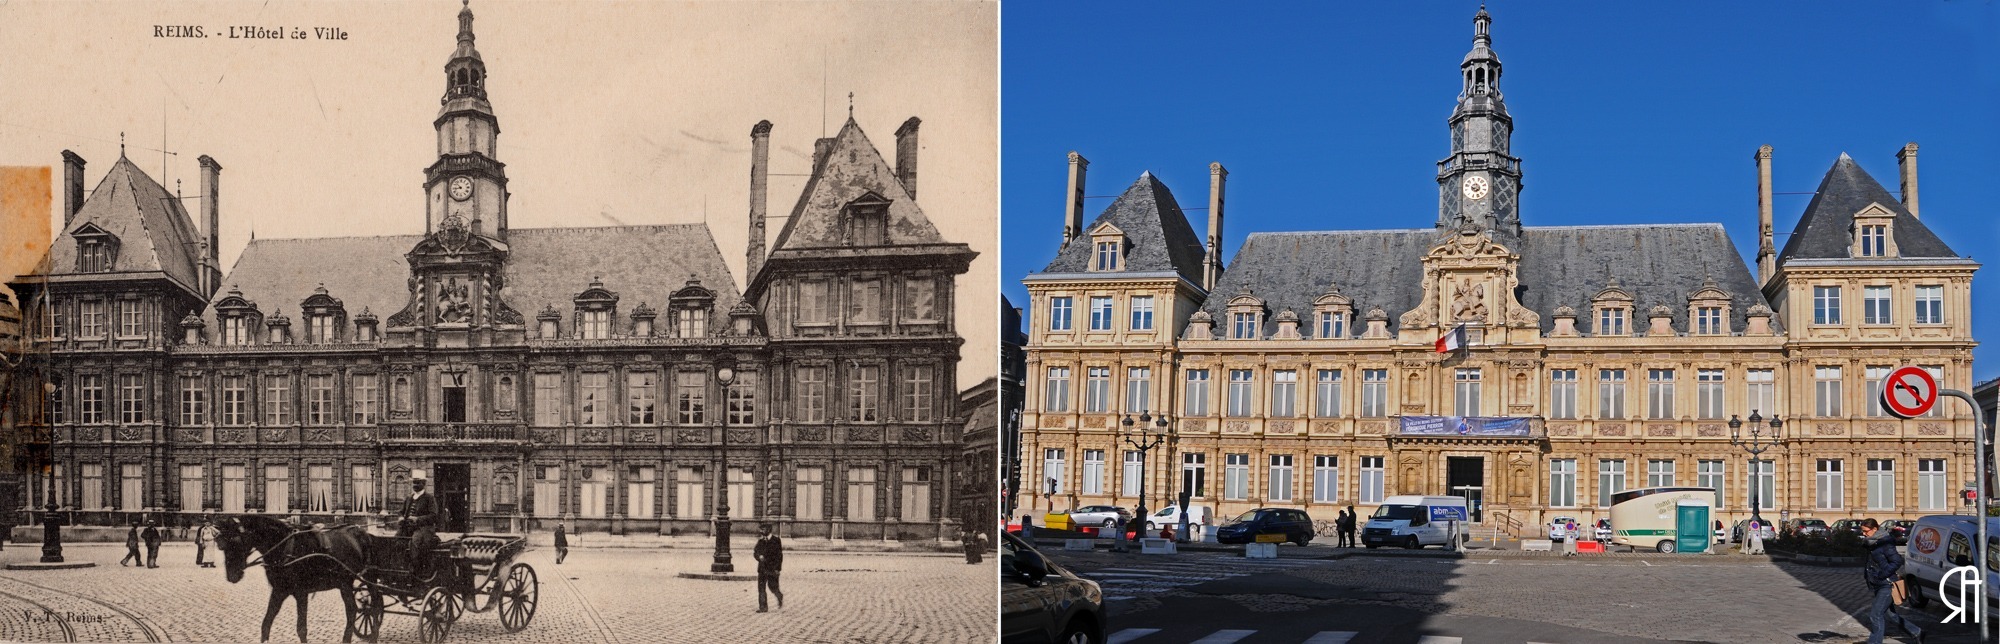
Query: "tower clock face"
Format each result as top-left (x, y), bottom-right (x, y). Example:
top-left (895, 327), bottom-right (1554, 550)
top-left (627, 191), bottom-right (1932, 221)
top-left (1462, 175), bottom-right (1490, 201)
top-left (448, 176), bottom-right (474, 201)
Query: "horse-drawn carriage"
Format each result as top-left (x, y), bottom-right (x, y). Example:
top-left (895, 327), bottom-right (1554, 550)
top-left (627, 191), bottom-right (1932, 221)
top-left (216, 515), bottom-right (538, 643)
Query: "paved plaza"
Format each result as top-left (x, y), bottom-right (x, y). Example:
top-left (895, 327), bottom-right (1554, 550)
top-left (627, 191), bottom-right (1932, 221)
top-left (0, 541), bottom-right (993, 643)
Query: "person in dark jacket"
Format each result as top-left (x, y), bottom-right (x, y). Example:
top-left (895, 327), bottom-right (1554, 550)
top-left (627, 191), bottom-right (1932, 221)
top-left (553, 524), bottom-right (569, 564)
top-left (121, 525), bottom-right (142, 567)
top-left (141, 519), bottom-right (162, 568)
top-left (753, 523), bottom-right (784, 612)
top-left (1344, 505), bottom-right (1360, 547)
top-left (1860, 519), bottom-right (1923, 644)
top-left (397, 472), bottom-right (441, 578)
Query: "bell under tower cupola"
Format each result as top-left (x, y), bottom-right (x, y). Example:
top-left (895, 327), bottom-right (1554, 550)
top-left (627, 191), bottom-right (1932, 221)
top-left (1437, 5), bottom-right (1523, 237)
top-left (425, 0), bottom-right (510, 241)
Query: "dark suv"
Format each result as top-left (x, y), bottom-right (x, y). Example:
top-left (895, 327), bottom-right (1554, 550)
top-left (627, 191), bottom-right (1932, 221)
top-left (1215, 508), bottom-right (1316, 546)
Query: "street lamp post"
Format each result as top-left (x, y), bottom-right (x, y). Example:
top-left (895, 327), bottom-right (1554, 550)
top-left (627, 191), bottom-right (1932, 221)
top-left (1118, 412), bottom-right (1171, 548)
top-left (710, 365), bottom-right (736, 574)
top-left (1728, 411), bottom-right (1785, 529)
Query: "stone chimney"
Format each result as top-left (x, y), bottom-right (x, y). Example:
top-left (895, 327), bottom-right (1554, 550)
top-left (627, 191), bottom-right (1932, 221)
top-left (61, 150), bottom-right (85, 225)
top-left (1205, 162), bottom-right (1228, 292)
top-left (894, 117), bottom-right (920, 200)
top-left (198, 155), bottom-right (223, 297)
top-left (1896, 142), bottom-right (1919, 218)
top-left (1062, 152), bottom-right (1088, 245)
top-left (1754, 145), bottom-right (1775, 285)
top-left (747, 121), bottom-right (772, 284)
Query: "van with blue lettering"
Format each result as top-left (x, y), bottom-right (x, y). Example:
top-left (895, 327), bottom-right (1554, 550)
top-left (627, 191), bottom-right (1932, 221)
top-left (1361, 495), bottom-right (1468, 549)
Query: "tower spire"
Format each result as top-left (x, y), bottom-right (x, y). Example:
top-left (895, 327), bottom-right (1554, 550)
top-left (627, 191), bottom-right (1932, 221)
top-left (1435, 5), bottom-right (1522, 236)
top-left (458, 0), bottom-right (475, 45)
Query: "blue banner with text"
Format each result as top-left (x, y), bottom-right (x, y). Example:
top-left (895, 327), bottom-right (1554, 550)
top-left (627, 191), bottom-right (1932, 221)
top-left (1398, 416), bottom-right (1532, 437)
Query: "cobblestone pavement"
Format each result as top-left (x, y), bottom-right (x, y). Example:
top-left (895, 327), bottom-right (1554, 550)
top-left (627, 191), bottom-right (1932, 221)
top-left (0, 542), bottom-right (994, 643)
top-left (1048, 547), bottom-right (1976, 643)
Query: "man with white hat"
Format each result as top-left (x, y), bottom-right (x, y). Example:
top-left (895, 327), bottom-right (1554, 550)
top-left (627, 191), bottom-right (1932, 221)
top-left (398, 471), bottom-right (441, 578)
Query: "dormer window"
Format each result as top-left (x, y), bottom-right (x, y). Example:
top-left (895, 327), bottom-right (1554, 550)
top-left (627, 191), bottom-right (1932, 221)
top-left (300, 285), bottom-right (347, 344)
top-left (631, 302), bottom-right (657, 337)
top-left (1590, 278), bottom-right (1634, 337)
top-left (1224, 291), bottom-right (1265, 340)
top-left (1859, 225), bottom-right (1886, 257)
top-left (1850, 203), bottom-right (1899, 258)
top-left (669, 276), bottom-right (718, 338)
top-left (1685, 277), bottom-right (1733, 336)
top-left (536, 304), bottom-right (562, 339)
top-left (572, 277), bottom-right (619, 340)
top-left (842, 193), bottom-right (891, 247)
top-left (1695, 307), bottom-right (1723, 335)
top-left (581, 310), bottom-right (610, 339)
top-left (1598, 308), bottom-right (1626, 336)
top-left (72, 224), bottom-right (120, 273)
top-left (675, 309), bottom-right (705, 338)
top-left (1093, 241), bottom-right (1120, 271)
top-left (1086, 223), bottom-right (1127, 272)
top-left (222, 317), bottom-right (248, 345)
top-left (212, 287), bottom-right (263, 346)
top-left (1311, 283), bottom-right (1353, 340)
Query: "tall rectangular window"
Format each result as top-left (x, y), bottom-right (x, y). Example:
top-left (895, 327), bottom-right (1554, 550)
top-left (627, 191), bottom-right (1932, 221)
top-left (263, 375), bottom-right (292, 426)
top-left (1080, 450), bottom-right (1105, 495)
top-left (628, 371), bottom-right (657, 425)
top-left (1860, 224), bottom-right (1887, 257)
top-left (80, 463), bottom-right (103, 509)
top-left (1647, 459), bottom-right (1675, 488)
top-left (672, 466), bottom-right (703, 519)
top-left (1814, 366), bottom-right (1842, 417)
top-left (1083, 367), bottom-right (1110, 413)
top-left (1126, 367), bottom-right (1151, 414)
top-left (1864, 365), bottom-right (1891, 417)
top-left (222, 465), bottom-right (246, 513)
top-left (1270, 370), bottom-right (1297, 418)
top-left (676, 371), bottom-right (706, 424)
top-left (1268, 455), bottom-right (1294, 502)
top-left (1746, 369), bottom-right (1775, 417)
top-left (1915, 285), bottom-right (1944, 324)
top-left (180, 464), bottom-right (204, 513)
top-left (1042, 449), bottom-right (1066, 496)
top-left (1696, 307), bottom-right (1723, 335)
top-left (726, 468), bottom-right (754, 519)
top-left (1184, 370), bottom-right (1210, 416)
top-left (846, 467), bottom-right (878, 521)
top-left (1129, 296), bottom-right (1154, 331)
top-left (1048, 297), bottom-right (1073, 332)
top-left (118, 300), bottom-right (143, 337)
top-left (1314, 370), bottom-right (1342, 417)
top-left (532, 373), bottom-right (561, 426)
top-left (78, 374), bottom-right (104, 424)
top-left (1598, 369), bottom-right (1626, 420)
top-left (1361, 369), bottom-right (1388, 417)
top-left (1182, 453), bottom-right (1207, 498)
top-left (265, 464), bottom-right (290, 514)
top-left (1360, 456), bottom-right (1384, 504)
top-left (1923, 365), bottom-right (1946, 417)
top-left (1813, 285), bottom-right (1842, 325)
top-left (1454, 368), bottom-right (1481, 416)
top-left (352, 465), bottom-right (376, 513)
top-left (580, 310), bottom-right (609, 339)
top-left (848, 279), bottom-right (883, 324)
top-left (1919, 459), bottom-right (1946, 510)
top-left (119, 463), bottom-right (144, 511)
top-left (904, 277), bottom-right (936, 322)
top-left (1223, 454), bottom-right (1250, 501)
top-left (220, 375), bottom-right (246, 425)
top-left (1597, 459), bottom-right (1626, 507)
top-left (79, 300), bottom-right (104, 338)
top-left (1749, 459), bottom-right (1775, 510)
top-left (727, 372), bottom-right (758, 425)
top-left (580, 372), bottom-right (608, 426)
top-left (795, 467), bottom-right (825, 521)
top-left (797, 366), bottom-right (827, 423)
top-left (120, 374), bottom-right (145, 423)
top-left (1122, 451), bottom-right (1143, 496)
top-left (1696, 369), bottom-right (1723, 419)
top-left (798, 280), bottom-right (829, 324)
top-left (1093, 241), bottom-right (1120, 271)
top-left (353, 374), bottom-right (379, 425)
top-left (1645, 369), bottom-right (1675, 420)
top-left (1043, 367), bottom-right (1071, 413)
top-left (1549, 459), bottom-right (1576, 508)
top-left (1816, 459), bottom-right (1844, 509)
top-left (898, 367), bottom-right (929, 422)
top-left (580, 467), bottom-right (609, 518)
top-left (627, 466), bottom-right (657, 519)
top-left (1312, 456), bottom-right (1339, 503)
top-left (306, 375), bottom-right (333, 425)
top-left (1226, 370), bottom-right (1254, 417)
top-left (309, 315), bottom-right (334, 343)
top-left (1863, 285), bottom-right (1892, 325)
top-left (1867, 459), bottom-right (1895, 510)
top-left (1549, 369), bottom-right (1577, 419)
top-left (1698, 460), bottom-right (1725, 508)
top-left (1232, 312), bottom-right (1259, 339)
top-left (900, 467), bottom-right (931, 522)
top-left (1597, 308), bottom-right (1626, 336)
top-left (1088, 296), bottom-right (1113, 331)
top-left (221, 317), bottom-right (246, 345)
top-left (1318, 312), bottom-right (1346, 339)
top-left (308, 464), bottom-right (334, 513)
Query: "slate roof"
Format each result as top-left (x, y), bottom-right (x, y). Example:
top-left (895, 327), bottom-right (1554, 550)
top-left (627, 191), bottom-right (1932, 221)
top-left (768, 117), bottom-right (945, 253)
top-left (46, 155), bottom-right (206, 292)
top-left (1779, 154), bottom-right (1960, 261)
top-left (1205, 224), bottom-right (1776, 337)
top-left (207, 225), bottom-right (739, 331)
top-left (1035, 172), bottom-right (1207, 286)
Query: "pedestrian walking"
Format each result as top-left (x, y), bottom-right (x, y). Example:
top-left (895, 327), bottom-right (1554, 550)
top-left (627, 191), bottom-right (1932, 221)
top-left (195, 518), bottom-right (217, 568)
top-left (753, 522), bottom-right (784, 613)
top-left (1343, 505), bottom-right (1360, 547)
top-left (1860, 519), bottom-right (1923, 643)
top-left (121, 525), bottom-right (142, 567)
top-left (553, 523), bottom-right (568, 564)
top-left (141, 519), bottom-right (162, 568)
top-left (962, 531), bottom-right (984, 565)
top-left (1334, 510), bottom-right (1350, 547)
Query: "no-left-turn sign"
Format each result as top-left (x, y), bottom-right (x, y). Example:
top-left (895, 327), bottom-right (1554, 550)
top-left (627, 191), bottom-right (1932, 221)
top-left (1880, 366), bottom-right (1939, 419)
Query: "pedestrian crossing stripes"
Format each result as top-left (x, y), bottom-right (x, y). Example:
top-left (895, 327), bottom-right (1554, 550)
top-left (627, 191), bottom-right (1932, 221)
top-left (1109, 628), bottom-right (1566, 644)
top-left (1082, 554), bottom-right (1327, 601)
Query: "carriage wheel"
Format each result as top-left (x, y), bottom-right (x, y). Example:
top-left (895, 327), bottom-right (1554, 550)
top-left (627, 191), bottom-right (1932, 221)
top-left (496, 563), bottom-right (539, 633)
top-left (349, 583), bottom-right (385, 643)
top-left (417, 587), bottom-right (458, 643)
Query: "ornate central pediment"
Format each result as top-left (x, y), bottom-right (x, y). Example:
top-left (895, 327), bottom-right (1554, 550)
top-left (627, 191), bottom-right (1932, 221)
top-left (1399, 228), bottom-right (1539, 331)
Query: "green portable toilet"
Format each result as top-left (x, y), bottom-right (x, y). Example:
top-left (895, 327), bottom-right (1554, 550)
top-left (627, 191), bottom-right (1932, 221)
top-left (1675, 499), bottom-right (1711, 554)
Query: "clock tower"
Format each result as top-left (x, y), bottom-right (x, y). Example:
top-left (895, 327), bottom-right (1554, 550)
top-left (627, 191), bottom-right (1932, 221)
top-left (425, 0), bottom-right (509, 241)
top-left (1436, 6), bottom-right (1522, 237)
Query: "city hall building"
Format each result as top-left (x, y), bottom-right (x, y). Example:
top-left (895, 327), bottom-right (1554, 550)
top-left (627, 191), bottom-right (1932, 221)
top-left (8, 4), bottom-right (977, 540)
top-left (1019, 9), bottom-right (1977, 537)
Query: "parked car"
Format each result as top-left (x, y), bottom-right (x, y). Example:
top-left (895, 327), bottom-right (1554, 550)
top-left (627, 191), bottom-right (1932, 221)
top-left (1145, 505), bottom-right (1212, 532)
top-left (1001, 531), bottom-right (1106, 644)
top-left (1730, 519), bottom-right (1777, 543)
top-left (1785, 518), bottom-right (1830, 537)
top-left (1547, 516), bottom-right (1578, 542)
top-left (1216, 508), bottom-right (1316, 546)
top-left (1830, 518), bottom-right (1867, 536)
top-left (1593, 518), bottom-right (1613, 542)
top-left (1881, 519), bottom-right (1915, 546)
top-left (1066, 506), bottom-right (1133, 532)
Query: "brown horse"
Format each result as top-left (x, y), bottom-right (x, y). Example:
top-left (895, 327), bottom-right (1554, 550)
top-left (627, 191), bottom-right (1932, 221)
top-left (214, 515), bottom-right (377, 643)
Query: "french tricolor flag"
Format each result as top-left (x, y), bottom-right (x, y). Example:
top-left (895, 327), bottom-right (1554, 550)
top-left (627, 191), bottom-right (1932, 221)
top-left (1434, 325), bottom-right (1467, 354)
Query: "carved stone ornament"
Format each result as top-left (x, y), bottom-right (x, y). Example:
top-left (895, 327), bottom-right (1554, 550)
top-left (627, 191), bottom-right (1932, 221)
top-left (264, 428), bottom-right (288, 442)
top-left (220, 428), bottom-right (248, 443)
top-left (115, 426), bottom-right (142, 441)
top-left (1313, 420), bottom-right (1341, 434)
top-left (1550, 423), bottom-right (1578, 437)
top-left (1865, 422), bottom-right (1897, 436)
top-left (1180, 419), bottom-right (1207, 433)
top-left (849, 426), bottom-right (883, 442)
top-left (631, 429), bottom-right (658, 444)
top-left (1917, 423), bottom-right (1947, 436)
top-left (1646, 424), bottom-right (1676, 437)
top-left (353, 428), bottom-right (376, 442)
top-left (1084, 415), bottom-right (1109, 428)
top-left (1597, 423), bottom-right (1627, 437)
top-left (581, 428), bottom-right (609, 443)
top-left (179, 428), bottom-right (204, 443)
top-left (676, 427), bottom-right (707, 444)
top-left (1268, 420), bottom-right (1296, 434)
top-left (1452, 278), bottom-right (1489, 323)
top-left (797, 427), bottom-right (828, 442)
top-left (1815, 422), bottom-right (1845, 436)
top-left (78, 427), bottom-right (102, 442)
top-left (532, 428), bottom-right (560, 444)
top-left (1224, 420), bottom-right (1253, 434)
top-left (1696, 424), bottom-right (1724, 437)
top-left (901, 427), bottom-right (933, 442)
top-left (307, 427), bottom-right (334, 442)
top-left (1359, 421), bottom-right (1388, 435)
top-left (727, 428), bottom-right (758, 444)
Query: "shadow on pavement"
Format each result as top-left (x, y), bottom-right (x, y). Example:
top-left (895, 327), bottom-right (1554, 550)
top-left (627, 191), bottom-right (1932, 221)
top-left (1769, 557), bottom-right (1984, 643)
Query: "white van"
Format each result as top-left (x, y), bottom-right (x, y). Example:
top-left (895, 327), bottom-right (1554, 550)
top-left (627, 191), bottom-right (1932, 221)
top-left (1145, 505), bottom-right (1211, 532)
top-left (1902, 515), bottom-right (2000, 614)
top-left (1362, 495), bottom-right (1469, 549)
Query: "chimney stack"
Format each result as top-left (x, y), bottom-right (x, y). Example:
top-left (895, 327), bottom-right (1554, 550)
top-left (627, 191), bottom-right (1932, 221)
top-left (747, 121), bottom-right (772, 284)
top-left (1754, 145), bottom-right (1775, 285)
top-left (894, 117), bottom-right (921, 200)
top-left (1897, 142), bottom-right (1919, 218)
top-left (1062, 152), bottom-right (1088, 244)
top-left (1205, 162), bottom-right (1228, 292)
top-left (199, 155), bottom-right (223, 297)
top-left (60, 150), bottom-right (85, 225)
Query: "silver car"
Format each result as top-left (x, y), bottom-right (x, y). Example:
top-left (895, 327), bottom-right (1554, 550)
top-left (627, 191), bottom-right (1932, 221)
top-left (1066, 505), bottom-right (1133, 531)
top-left (1730, 519), bottom-right (1777, 543)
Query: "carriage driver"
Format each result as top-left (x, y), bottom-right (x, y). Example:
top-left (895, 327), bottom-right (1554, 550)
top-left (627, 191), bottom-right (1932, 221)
top-left (398, 471), bottom-right (442, 576)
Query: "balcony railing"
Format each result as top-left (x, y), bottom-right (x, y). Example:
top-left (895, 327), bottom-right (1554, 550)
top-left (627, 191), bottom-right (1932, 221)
top-left (381, 424), bottom-right (528, 442)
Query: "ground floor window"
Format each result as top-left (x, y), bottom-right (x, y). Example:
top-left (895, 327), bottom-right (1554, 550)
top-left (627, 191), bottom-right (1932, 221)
top-left (674, 466), bottom-right (704, 519)
top-left (1866, 459), bottom-right (1894, 510)
top-left (1224, 454), bottom-right (1249, 501)
top-left (1919, 459), bottom-right (1946, 510)
top-left (727, 468), bottom-right (756, 518)
top-left (847, 467), bottom-right (878, 521)
top-left (1360, 456), bottom-right (1384, 503)
top-left (222, 465), bottom-right (246, 513)
top-left (120, 463), bottom-right (144, 511)
top-left (1815, 459), bottom-right (1843, 510)
top-left (534, 466), bottom-right (562, 518)
top-left (901, 467), bottom-right (931, 522)
top-left (180, 464), bottom-right (203, 513)
top-left (1312, 456), bottom-right (1338, 504)
top-left (353, 465), bottom-right (377, 513)
top-left (309, 464), bottom-right (334, 513)
top-left (579, 467), bottom-right (610, 518)
top-left (1549, 459), bottom-right (1576, 508)
top-left (796, 467), bottom-right (825, 520)
top-left (265, 464), bottom-right (289, 514)
top-left (628, 466), bottom-right (656, 519)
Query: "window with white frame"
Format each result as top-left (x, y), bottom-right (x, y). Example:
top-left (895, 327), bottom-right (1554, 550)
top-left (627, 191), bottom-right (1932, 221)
top-left (1268, 455), bottom-right (1294, 502)
top-left (1093, 240), bottom-right (1121, 271)
top-left (1549, 369), bottom-right (1577, 419)
top-left (1813, 286), bottom-right (1842, 325)
top-left (352, 465), bottom-right (376, 513)
top-left (845, 467), bottom-right (876, 521)
top-left (1313, 456), bottom-right (1339, 503)
top-left (1361, 369), bottom-right (1388, 417)
top-left (1360, 456), bottom-right (1384, 503)
top-left (1083, 367), bottom-right (1110, 413)
top-left (79, 300), bottom-right (105, 338)
top-left (1232, 312), bottom-right (1259, 340)
top-left (1696, 369), bottom-right (1724, 419)
top-left (264, 375), bottom-right (292, 426)
top-left (1864, 366), bottom-right (1891, 417)
top-left (1126, 367), bottom-right (1151, 414)
top-left (1044, 367), bottom-right (1071, 413)
top-left (1749, 459), bottom-right (1774, 510)
top-left (796, 366), bottom-right (826, 423)
top-left (1746, 369), bottom-right (1775, 417)
top-left (1318, 312), bottom-right (1346, 339)
top-left (1454, 368), bottom-right (1481, 416)
top-left (1915, 285), bottom-right (1943, 324)
top-left (627, 371), bottom-right (658, 425)
top-left (1698, 460), bottom-right (1725, 509)
top-left (179, 375), bottom-right (205, 426)
top-left (900, 467), bottom-right (931, 522)
top-left (580, 372), bottom-right (608, 426)
top-left (1185, 370), bottom-right (1210, 416)
top-left (1867, 459), bottom-right (1895, 510)
top-left (1598, 369), bottom-right (1626, 419)
top-left (1182, 453), bottom-right (1207, 498)
top-left (1226, 370), bottom-right (1254, 417)
top-left (1863, 286), bottom-right (1892, 325)
top-left (1859, 224), bottom-right (1887, 257)
top-left (1647, 459), bottom-right (1675, 488)
top-left (180, 464), bottom-right (203, 512)
top-left (1597, 459), bottom-right (1626, 507)
top-left (1122, 451), bottom-right (1143, 496)
top-left (353, 374), bottom-right (379, 425)
top-left (1129, 296), bottom-right (1154, 331)
top-left (1919, 459), bottom-right (1946, 510)
top-left (729, 372), bottom-right (759, 425)
top-left (118, 300), bottom-right (143, 337)
top-left (532, 373), bottom-right (560, 426)
top-left (1922, 365), bottom-right (1945, 417)
top-left (1814, 366), bottom-right (1842, 417)
top-left (849, 365), bottom-right (879, 423)
top-left (265, 464), bottom-right (290, 514)
top-left (672, 466), bottom-right (703, 519)
top-left (1695, 306), bottom-right (1724, 335)
top-left (222, 464), bottom-right (246, 513)
top-left (627, 466), bottom-right (656, 519)
top-left (1597, 307), bottom-right (1626, 336)
top-left (119, 463), bottom-right (143, 511)
top-left (1048, 297), bottom-right (1073, 332)
top-left (1815, 459), bottom-right (1844, 509)
top-left (1081, 450), bottom-right (1104, 495)
top-left (580, 309), bottom-right (609, 339)
top-left (220, 375), bottom-right (246, 425)
top-left (1646, 369), bottom-right (1674, 420)
top-left (798, 280), bottom-right (830, 325)
top-left (306, 375), bottom-right (333, 425)
top-left (1549, 459), bottom-right (1576, 508)
top-left (580, 467), bottom-right (611, 518)
top-left (1089, 296), bottom-right (1114, 331)
top-left (1270, 370), bottom-right (1297, 417)
top-left (119, 374), bottom-right (144, 424)
top-left (1315, 370), bottom-right (1342, 417)
top-left (1223, 454), bottom-right (1250, 501)
top-left (1042, 449), bottom-right (1066, 496)
top-left (677, 371), bottom-right (708, 424)
top-left (309, 464), bottom-right (334, 513)
top-left (78, 374), bottom-right (104, 424)
top-left (795, 467), bottom-right (825, 521)
top-left (897, 367), bottom-right (928, 422)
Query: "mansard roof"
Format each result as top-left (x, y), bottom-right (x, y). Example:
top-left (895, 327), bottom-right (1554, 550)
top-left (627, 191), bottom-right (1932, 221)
top-left (206, 224), bottom-right (738, 332)
top-left (46, 155), bottom-right (205, 292)
top-left (1779, 154), bottom-right (1960, 262)
top-left (768, 117), bottom-right (945, 253)
top-left (1036, 172), bottom-right (1207, 286)
top-left (1204, 223), bottom-right (1775, 337)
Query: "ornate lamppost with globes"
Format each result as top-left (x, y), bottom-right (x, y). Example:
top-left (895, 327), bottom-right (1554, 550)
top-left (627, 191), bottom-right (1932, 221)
top-left (1728, 410), bottom-right (1785, 530)
top-left (1117, 411), bottom-right (1171, 548)
top-left (710, 363), bottom-right (737, 574)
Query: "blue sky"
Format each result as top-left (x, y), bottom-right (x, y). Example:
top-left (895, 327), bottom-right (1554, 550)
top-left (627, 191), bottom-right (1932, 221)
top-left (1001, 2), bottom-right (2000, 381)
